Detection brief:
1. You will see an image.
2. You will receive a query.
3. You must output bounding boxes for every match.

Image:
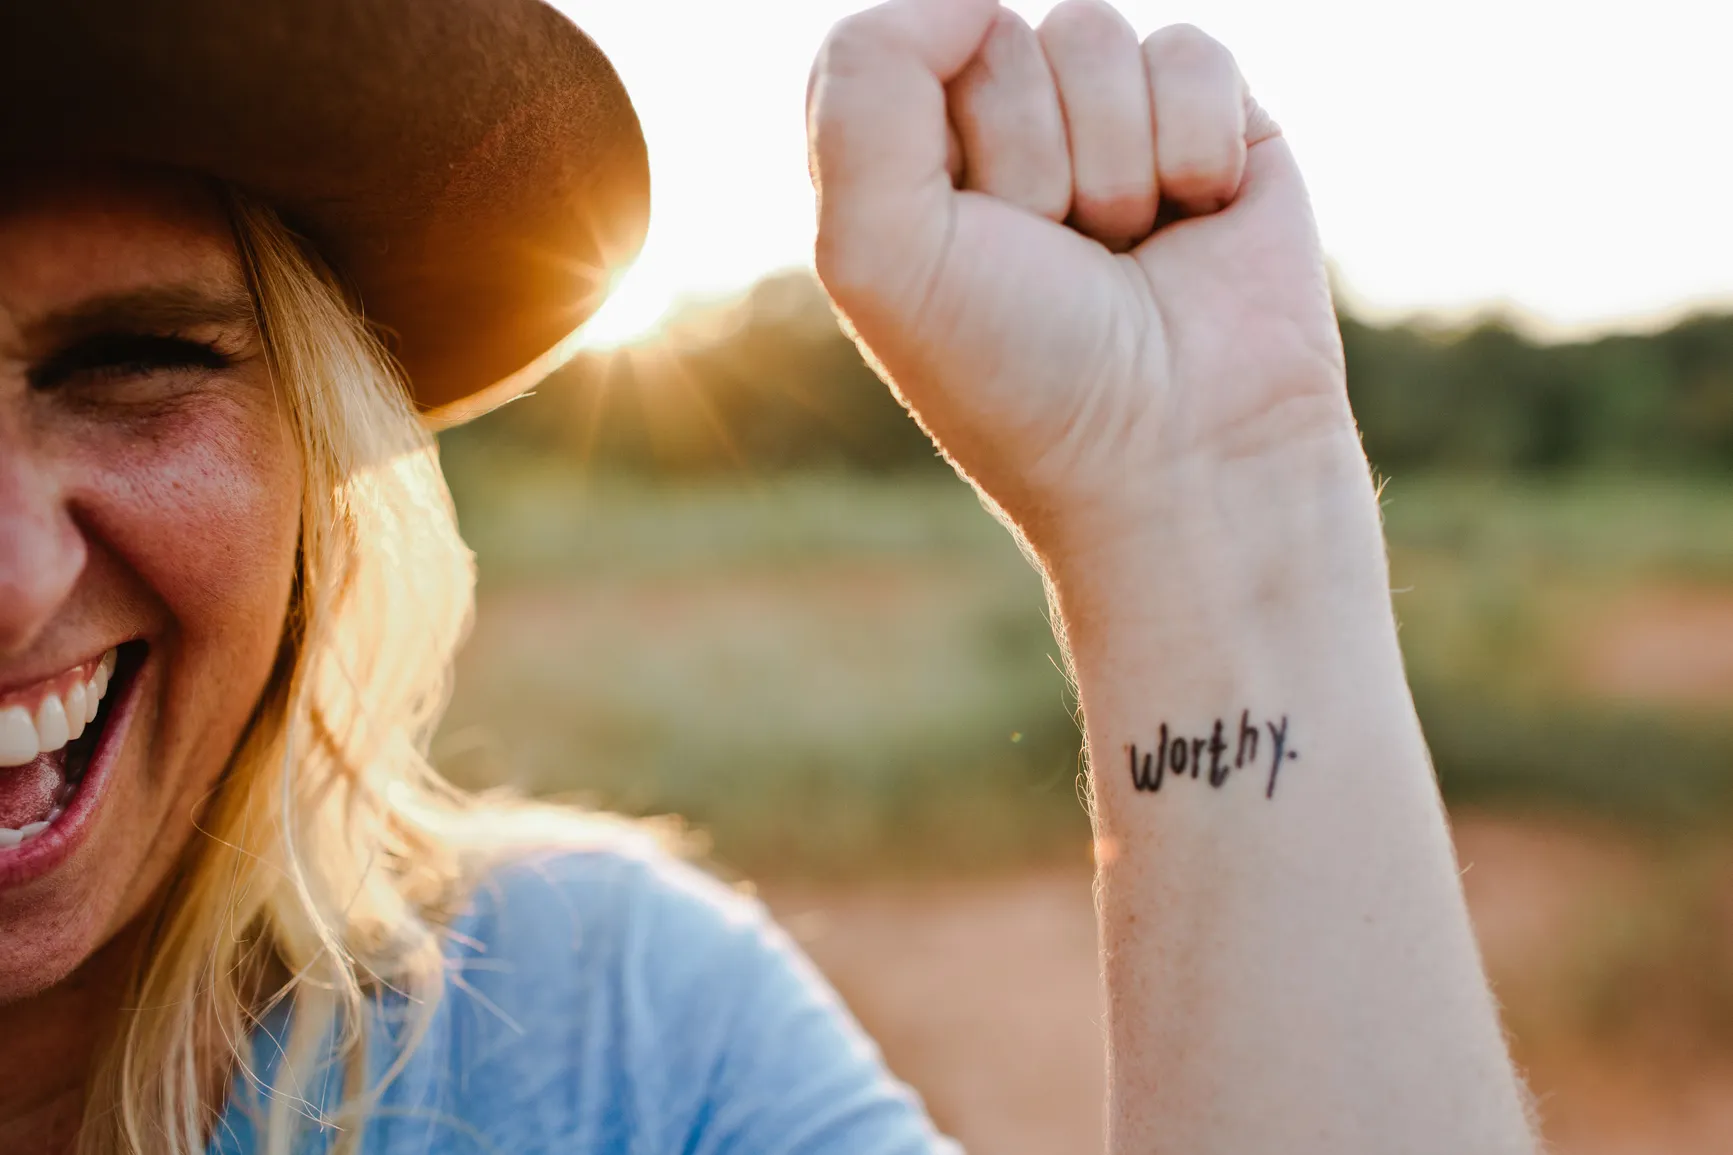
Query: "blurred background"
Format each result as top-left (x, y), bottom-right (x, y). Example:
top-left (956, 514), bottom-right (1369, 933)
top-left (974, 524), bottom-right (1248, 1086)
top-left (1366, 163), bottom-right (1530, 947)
top-left (435, 2), bottom-right (1733, 1150)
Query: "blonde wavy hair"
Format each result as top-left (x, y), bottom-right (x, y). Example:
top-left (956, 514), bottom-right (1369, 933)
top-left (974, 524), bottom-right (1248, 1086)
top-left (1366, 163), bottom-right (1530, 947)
top-left (75, 190), bottom-right (617, 1154)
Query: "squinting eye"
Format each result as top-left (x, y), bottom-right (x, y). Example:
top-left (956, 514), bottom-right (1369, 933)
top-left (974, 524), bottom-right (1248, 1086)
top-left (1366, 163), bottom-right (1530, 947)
top-left (28, 333), bottom-right (234, 392)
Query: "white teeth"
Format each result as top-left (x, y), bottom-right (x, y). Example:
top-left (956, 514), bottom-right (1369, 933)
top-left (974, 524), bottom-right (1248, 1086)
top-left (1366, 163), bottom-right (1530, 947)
top-left (64, 683), bottom-right (87, 742)
top-left (0, 707), bottom-right (37, 768)
top-left (34, 695), bottom-right (69, 754)
top-left (0, 647), bottom-right (118, 768)
top-left (0, 816), bottom-right (59, 850)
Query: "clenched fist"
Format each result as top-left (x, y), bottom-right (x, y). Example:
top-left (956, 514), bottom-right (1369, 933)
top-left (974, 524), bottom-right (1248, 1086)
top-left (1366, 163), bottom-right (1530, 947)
top-left (808, 0), bottom-right (1351, 554)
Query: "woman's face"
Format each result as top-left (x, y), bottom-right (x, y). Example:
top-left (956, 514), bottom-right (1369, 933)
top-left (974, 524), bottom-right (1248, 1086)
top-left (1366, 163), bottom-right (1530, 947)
top-left (0, 165), bottom-right (302, 1000)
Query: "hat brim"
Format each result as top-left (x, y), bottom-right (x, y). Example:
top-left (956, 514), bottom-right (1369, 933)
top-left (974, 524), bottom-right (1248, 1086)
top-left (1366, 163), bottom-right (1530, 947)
top-left (1, 0), bottom-right (650, 422)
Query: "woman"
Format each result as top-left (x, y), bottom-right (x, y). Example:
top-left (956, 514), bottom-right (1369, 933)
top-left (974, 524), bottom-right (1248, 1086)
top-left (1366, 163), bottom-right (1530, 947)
top-left (0, 0), bottom-right (1538, 1151)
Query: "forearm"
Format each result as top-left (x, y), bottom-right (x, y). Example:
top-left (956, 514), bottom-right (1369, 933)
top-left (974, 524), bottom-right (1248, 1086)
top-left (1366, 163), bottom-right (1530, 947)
top-left (1043, 431), bottom-right (1536, 1154)
top-left (805, 1), bottom-right (1535, 1142)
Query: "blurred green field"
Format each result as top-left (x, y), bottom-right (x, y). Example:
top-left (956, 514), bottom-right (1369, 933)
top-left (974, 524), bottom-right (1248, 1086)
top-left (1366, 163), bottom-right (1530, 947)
top-left (1379, 474), bottom-right (1733, 825)
top-left (437, 448), bottom-right (1733, 878)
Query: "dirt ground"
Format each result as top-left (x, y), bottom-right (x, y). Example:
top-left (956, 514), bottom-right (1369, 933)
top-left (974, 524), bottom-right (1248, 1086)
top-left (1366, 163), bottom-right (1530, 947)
top-left (1579, 583), bottom-right (1733, 711)
top-left (764, 813), bottom-right (1733, 1154)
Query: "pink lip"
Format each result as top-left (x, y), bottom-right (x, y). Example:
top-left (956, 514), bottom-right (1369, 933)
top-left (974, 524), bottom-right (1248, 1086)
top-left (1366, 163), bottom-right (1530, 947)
top-left (0, 649), bottom-right (111, 702)
top-left (0, 652), bottom-right (106, 715)
top-left (0, 647), bottom-right (145, 890)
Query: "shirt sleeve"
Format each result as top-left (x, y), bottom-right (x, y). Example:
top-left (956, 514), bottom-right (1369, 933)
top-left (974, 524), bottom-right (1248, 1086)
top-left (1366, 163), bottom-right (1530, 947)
top-left (607, 848), bottom-right (963, 1155)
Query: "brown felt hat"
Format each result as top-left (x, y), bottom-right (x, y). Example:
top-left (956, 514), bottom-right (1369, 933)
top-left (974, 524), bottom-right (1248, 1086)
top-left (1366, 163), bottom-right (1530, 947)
top-left (0, 0), bottom-right (650, 426)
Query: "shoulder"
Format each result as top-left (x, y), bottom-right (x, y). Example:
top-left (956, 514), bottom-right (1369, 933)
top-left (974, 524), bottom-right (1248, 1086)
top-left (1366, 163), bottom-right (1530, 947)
top-left (448, 828), bottom-right (807, 1024)
top-left (378, 832), bottom-right (955, 1154)
top-left (457, 828), bottom-right (769, 968)
top-left (434, 829), bottom-right (788, 1077)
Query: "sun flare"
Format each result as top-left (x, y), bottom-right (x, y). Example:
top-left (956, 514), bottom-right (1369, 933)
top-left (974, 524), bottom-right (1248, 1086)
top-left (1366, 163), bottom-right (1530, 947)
top-left (577, 260), bottom-right (682, 351)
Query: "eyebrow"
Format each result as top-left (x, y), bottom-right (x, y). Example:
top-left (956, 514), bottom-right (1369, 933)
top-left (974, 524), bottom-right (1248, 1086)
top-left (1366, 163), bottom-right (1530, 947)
top-left (26, 284), bottom-right (258, 350)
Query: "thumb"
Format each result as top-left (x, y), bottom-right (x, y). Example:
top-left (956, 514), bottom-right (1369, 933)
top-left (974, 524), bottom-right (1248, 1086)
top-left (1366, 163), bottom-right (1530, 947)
top-left (807, 0), bottom-right (999, 305)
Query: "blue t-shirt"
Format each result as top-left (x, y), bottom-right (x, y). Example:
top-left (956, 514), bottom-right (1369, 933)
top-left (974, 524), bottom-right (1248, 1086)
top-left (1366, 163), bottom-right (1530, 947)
top-left (209, 841), bottom-right (958, 1154)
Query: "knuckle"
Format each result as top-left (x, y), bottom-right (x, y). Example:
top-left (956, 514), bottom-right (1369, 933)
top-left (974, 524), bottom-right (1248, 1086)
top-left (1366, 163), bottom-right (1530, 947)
top-left (986, 6), bottom-right (1037, 42)
top-left (1039, 0), bottom-right (1132, 51)
top-left (814, 19), bottom-right (865, 75)
top-left (808, 16), bottom-right (897, 155)
top-left (814, 12), bottom-right (895, 83)
top-left (1145, 22), bottom-right (1230, 70)
top-left (971, 8), bottom-right (1036, 77)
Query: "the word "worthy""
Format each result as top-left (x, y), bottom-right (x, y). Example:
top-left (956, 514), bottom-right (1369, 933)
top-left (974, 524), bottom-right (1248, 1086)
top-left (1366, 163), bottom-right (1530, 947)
top-left (1126, 711), bottom-right (1297, 800)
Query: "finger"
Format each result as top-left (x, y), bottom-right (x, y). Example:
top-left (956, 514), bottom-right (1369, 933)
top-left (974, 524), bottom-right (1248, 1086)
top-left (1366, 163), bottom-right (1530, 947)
top-left (1038, 0), bottom-right (1156, 250)
top-left (1142, 24), bottom-right (1247, 216)
top-left (807, 0), bottom-right (1001, 299)
top-left (947, 10), bottom-right (1072, 222)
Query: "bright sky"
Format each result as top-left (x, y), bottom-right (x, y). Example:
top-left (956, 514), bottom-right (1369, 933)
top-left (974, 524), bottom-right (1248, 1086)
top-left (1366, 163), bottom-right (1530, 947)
top-left (564, 0), bottom-right (1733, 347)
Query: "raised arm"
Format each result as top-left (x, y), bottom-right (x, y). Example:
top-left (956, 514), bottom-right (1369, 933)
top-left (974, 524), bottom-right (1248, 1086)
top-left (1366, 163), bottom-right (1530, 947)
top-left (805, 1), bottom-right (1537, 1149)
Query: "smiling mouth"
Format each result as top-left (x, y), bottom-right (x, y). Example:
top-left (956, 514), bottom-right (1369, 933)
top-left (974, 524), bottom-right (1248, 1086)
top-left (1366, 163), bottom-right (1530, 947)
top-left (0, 642), bottom-right (145, 847)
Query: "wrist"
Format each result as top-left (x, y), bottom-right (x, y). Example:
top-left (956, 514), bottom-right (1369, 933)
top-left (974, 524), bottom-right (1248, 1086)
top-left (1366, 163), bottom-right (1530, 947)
top-left (1039, 427), bottom-right (1429, 832)
top-left (1033, 423), bottom-right (1390, 615)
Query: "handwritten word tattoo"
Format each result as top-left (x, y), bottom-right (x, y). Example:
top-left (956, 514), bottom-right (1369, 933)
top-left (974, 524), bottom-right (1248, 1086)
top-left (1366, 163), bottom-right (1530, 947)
top-left (1126, 711), bottom-right (1297, 800)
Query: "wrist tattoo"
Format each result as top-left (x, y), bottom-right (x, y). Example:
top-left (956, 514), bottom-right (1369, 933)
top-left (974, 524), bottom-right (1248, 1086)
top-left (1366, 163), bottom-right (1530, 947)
top-left (1126, 711), bottom-right (1297, 799)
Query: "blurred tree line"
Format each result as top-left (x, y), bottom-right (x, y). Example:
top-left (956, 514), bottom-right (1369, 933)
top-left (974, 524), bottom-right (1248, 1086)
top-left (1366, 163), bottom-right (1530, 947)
top-left (444, 269), bottom-right (1733, 477)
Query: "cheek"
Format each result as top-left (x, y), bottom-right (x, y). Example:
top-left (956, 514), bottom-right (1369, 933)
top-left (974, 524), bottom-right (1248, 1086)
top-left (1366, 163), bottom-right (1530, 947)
top-left (78, 387), bottom-right (303, 712)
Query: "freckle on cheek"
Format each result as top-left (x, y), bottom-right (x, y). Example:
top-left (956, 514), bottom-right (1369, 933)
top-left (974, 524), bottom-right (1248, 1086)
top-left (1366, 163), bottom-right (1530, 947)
top-left (121, 409), bottom-right (302, 617)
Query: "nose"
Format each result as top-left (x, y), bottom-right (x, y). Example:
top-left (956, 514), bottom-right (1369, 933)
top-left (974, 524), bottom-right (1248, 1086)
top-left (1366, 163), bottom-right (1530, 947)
top-left (0, 416), bottom-right (85, 659)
